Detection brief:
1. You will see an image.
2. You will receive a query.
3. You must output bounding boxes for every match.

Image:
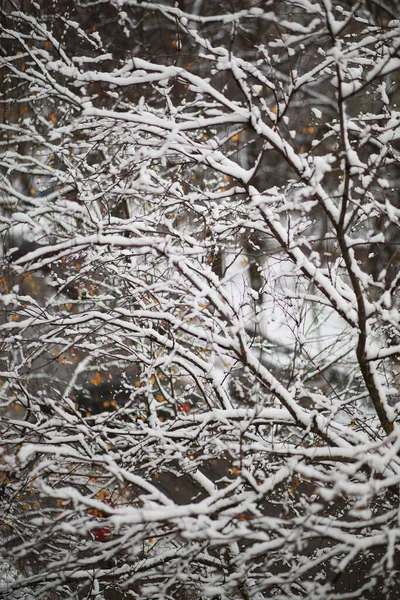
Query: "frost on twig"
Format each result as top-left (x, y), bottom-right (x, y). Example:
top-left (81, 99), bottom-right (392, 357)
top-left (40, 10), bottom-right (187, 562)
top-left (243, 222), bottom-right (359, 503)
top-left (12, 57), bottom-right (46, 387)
top-left (1, 1), bottom-right (399, 598)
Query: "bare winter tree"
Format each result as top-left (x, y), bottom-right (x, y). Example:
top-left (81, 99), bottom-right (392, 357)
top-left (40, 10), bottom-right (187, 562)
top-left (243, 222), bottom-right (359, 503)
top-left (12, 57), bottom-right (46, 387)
top-left (1, 1), bottom-right (400, 599)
